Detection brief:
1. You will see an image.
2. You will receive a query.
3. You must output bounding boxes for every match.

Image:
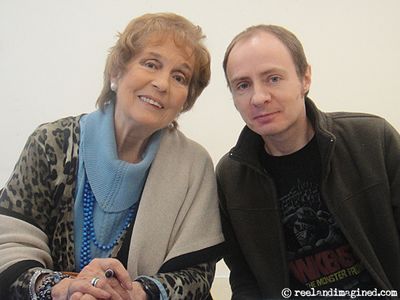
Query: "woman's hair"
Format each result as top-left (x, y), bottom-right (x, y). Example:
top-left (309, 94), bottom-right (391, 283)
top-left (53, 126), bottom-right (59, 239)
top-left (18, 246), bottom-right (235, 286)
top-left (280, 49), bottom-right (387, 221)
top-left (223, 24), bottom-right (309, 89)
top-left (97, 12), bottom-right (211, 113)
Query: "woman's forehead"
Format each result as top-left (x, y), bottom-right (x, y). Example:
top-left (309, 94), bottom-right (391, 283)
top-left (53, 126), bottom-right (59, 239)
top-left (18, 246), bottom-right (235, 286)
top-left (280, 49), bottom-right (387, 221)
top-left (142, 32), bottom-right (195, 59)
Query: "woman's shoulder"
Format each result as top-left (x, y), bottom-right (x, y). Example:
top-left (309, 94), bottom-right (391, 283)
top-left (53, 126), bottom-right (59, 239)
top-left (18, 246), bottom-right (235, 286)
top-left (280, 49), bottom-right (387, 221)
top-left (164, 128), bottom-right (212, 160)
top-left (28, 114), bottom-right (84, 150)
top-left (35, 114), bottom-right (83, 132)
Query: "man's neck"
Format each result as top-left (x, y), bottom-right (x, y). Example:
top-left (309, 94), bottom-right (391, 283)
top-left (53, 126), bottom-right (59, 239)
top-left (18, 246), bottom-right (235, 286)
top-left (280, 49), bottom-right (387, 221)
top-left (263, 119), bottom-right (315, 156)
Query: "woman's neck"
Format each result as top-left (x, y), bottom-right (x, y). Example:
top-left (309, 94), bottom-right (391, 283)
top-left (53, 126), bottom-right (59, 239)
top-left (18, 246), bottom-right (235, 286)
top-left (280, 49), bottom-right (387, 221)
top-left (114, 119), bottom-right (154, 164)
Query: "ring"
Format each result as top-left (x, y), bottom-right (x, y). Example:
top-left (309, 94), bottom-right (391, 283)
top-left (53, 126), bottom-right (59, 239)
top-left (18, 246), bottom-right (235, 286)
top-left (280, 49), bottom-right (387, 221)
top-left (91, 277), bottom-right (100, 287)
top-left (104, 268), bottom-right (115, 278)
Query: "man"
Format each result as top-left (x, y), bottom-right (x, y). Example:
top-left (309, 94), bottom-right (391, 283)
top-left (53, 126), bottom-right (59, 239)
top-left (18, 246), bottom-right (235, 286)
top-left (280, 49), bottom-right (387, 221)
top-left (217, 24), bottom-right (400, 299)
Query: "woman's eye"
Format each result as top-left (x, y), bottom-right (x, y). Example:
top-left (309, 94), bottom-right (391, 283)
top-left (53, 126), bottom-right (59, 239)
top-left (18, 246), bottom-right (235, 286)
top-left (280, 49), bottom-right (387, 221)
top-left (144, 60), bottom-right (158, 69)
top-left (173, 74), bottom-right (188, 85)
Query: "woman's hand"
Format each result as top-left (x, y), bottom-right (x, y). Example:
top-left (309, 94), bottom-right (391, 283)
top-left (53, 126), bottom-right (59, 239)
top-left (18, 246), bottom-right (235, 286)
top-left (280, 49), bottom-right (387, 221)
top-left (52, 277), bottom-right (111, 300)
top-left (63, 282), bottom-right (148, 300)
top-left (52, 258), bottom-right (134, 300)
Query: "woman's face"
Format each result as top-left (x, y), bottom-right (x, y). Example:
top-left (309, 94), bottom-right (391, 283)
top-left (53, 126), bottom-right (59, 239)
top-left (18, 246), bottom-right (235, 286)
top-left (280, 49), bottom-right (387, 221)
top-left (113, 36), bottom-right (195, 134)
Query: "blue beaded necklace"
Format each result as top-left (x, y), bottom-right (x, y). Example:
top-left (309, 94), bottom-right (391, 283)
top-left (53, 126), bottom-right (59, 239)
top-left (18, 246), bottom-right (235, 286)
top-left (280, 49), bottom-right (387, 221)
top-left (79, 178), bottom-right (137, 269)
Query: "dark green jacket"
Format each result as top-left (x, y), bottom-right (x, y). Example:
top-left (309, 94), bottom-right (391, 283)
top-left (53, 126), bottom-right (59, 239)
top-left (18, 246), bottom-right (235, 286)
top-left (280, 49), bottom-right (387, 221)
top-left (217, 98), bottom-right (400, 299)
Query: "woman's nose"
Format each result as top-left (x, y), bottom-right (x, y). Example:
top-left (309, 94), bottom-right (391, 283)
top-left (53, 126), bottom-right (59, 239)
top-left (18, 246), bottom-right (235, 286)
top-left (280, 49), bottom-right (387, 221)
top-left (152, 72), bottom-right (169, 92)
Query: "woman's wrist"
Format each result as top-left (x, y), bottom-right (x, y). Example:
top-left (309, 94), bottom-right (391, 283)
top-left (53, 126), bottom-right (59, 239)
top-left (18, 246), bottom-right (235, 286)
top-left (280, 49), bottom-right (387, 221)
top-left (134, 277), bottom-right (160, 300)
top-left (37, 272), bottom-right (70, 299)
top-left (29, 269), bottom-right (53, 300)
top-left (29, 268), bottom-right (70, 300)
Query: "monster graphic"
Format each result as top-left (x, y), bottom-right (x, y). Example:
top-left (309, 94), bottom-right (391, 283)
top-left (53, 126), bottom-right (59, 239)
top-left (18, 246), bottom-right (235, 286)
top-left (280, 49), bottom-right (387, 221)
top-left (281, 180), bottom-right (344, 257)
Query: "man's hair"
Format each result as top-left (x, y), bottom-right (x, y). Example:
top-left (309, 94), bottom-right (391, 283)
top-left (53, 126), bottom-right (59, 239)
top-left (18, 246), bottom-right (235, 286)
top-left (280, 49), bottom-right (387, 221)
top-left (223, 24), bottom-right (308, 89)
top-left (97, 12), bottom-right (210, 113)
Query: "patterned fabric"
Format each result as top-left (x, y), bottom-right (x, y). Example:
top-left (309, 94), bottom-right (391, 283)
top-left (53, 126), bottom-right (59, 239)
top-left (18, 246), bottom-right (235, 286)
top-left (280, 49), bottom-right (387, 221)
top-left (152, 262), bottom-right (216, 299)
top-left (0, 115), bottom-right (218, 299)
top-left (0, 117), bottom-right (79, 271)
top-left (8, 263), bottom-right (216, 300)
top-left (9, 268), bottom-right (36, 300)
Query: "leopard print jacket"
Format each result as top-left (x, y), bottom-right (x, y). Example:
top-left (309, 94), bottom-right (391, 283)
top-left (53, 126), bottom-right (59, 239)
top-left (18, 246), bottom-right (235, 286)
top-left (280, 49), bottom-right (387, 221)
top-left (0, 116), bottom-right (216, 299)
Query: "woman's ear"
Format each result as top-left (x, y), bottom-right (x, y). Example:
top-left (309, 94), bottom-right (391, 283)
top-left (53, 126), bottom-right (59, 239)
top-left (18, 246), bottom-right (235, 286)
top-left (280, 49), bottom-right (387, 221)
top-left (110, 72), bottom-right (122, 92)
top-left (110, 80), bottom-right (118, 92)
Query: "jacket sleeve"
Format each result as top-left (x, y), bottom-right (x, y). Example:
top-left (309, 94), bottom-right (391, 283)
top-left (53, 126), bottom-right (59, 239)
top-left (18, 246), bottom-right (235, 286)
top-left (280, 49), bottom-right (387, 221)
top-left (216, 167), bottom-right (262, 299)
top-left (0, 127), bottom-right (55, 298)
top-left (383, 120), bottom-right (400, 230)
top-left (148, 261), bottom-right (216, 299)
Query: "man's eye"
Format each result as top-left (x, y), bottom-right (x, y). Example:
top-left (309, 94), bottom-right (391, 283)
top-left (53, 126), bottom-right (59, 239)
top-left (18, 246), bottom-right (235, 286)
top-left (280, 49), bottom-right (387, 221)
top-left (237, 82), bottom-right (249, 90)
top-left (270, 76), bottom-right (281, 83)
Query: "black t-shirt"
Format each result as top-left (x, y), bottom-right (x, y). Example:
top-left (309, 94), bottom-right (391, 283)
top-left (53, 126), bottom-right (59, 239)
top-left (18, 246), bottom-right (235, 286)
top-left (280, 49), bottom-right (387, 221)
top-left (260, 136), bottom-right (375, 292)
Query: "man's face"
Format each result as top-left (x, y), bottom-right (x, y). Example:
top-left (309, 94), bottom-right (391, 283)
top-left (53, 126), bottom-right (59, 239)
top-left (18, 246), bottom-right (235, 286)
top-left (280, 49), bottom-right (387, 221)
top-left (226, 32), bottom-right (311, 145)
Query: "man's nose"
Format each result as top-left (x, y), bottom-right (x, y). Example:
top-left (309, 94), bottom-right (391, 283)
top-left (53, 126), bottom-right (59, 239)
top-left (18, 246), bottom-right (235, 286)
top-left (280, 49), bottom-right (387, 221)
top-left (250, 83), bottom-right (271, 106)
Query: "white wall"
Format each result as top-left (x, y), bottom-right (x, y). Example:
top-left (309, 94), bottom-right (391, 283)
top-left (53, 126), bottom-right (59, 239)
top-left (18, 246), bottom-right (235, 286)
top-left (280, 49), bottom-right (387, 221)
top-left (1, 0), bottom-right (400, 281)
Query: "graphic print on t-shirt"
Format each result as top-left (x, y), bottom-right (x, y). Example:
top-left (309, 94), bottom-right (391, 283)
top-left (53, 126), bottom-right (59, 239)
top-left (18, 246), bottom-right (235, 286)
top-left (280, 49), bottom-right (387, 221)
top-left (281, 180), bottom-right (344, 257)
top-left (280, 179), bottom-right (371, 290)
top-left (260, 136), bottom-right (373, 290)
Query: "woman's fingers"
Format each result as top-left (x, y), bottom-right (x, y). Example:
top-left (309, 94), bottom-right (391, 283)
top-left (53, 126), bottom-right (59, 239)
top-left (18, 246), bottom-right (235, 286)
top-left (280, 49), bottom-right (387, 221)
top-left (67, 258), bottom-right (133, 299)
top-left (39, 260), bottom-right (133, 300)
top-left (103, 261), bottom-right (133, 290)
top-left (69, 291), bottom-right (84, 300)
top-left (51, 277), bottom-right (111, 300)
top-left (93, 276), bottom-right (132, 300)
top-left (69, 292), bottom-right (97, 300)
top-left (81, 258), bottom-right (133, 290)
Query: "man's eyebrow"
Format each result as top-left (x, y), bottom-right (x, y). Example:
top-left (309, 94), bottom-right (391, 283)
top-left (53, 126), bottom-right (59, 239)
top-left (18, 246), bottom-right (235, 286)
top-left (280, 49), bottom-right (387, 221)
top-left (230, 67), bottom-right (288, 85)
top-left (229, 75), bottom-right (249, 86)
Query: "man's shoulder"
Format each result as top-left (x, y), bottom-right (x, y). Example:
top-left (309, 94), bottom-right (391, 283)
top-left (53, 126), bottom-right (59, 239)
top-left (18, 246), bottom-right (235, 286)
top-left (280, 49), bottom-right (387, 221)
top-left (323, 111), bottom-right (392, 141)
top-left (327, 111), bottom-right (385, 124)
top-left (216, 151), bottom-right (239, 178)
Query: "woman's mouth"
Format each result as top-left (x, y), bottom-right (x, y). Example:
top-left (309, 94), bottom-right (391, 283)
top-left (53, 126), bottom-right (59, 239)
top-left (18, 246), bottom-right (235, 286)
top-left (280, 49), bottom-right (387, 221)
top-left (139, 96), bottom-right (163, 108)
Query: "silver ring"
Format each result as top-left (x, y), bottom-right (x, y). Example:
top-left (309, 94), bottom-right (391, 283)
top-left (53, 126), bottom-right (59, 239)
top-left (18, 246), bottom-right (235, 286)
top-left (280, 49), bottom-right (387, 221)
top-left (91, 277), bottom-right (100, 287)
top-left (104, 268), bottom-right (115, 278)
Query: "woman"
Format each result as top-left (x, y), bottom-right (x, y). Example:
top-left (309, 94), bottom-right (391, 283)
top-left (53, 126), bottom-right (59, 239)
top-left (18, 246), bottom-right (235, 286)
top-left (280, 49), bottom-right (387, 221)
top-left (0, 13), bottom-right (224, 299)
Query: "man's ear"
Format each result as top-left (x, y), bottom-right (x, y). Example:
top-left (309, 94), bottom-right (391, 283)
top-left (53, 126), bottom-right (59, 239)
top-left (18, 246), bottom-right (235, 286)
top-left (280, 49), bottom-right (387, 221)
top-left (302, 65), bottom-right (312, 95)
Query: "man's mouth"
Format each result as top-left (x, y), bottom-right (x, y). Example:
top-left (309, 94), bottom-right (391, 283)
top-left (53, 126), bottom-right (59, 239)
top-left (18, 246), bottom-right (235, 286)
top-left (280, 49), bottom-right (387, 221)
top-left (254, 111), bottom-right (277, 120)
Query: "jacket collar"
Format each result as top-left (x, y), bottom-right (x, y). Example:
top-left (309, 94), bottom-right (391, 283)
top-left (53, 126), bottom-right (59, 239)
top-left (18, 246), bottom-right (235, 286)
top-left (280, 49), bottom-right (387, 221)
top-left (305, 98), bottom-right (336, 179)
top-left (230, 98), bottom-right (335, 176)
top-left (229, 125), bottom-right (265, 171)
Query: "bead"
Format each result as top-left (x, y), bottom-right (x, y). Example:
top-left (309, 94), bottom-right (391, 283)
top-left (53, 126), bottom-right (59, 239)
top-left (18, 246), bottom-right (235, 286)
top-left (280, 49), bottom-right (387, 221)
top-left (79, 177), bottom-right (136, 268)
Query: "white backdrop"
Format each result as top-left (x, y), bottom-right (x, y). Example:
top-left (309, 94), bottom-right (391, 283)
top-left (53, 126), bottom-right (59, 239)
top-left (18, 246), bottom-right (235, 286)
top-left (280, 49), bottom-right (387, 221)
top-left (1, 0), bottom-right (399, 279)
